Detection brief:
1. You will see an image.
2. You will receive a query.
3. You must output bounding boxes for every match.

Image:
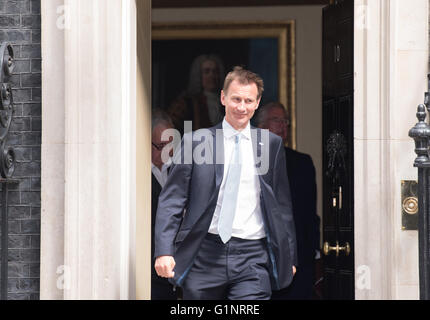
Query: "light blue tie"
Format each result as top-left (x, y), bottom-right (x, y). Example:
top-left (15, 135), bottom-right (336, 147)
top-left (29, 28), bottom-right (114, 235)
top-left (218, 134), bottom-right (242, 243)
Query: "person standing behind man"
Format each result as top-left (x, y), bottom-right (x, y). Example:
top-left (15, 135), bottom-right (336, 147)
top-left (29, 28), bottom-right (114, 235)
top-left (151, 109), bottom-right (177, 300)
top-left (256, 102), bottom-right (321, 300)
top-left (154, 67), bottom-right (297, 300)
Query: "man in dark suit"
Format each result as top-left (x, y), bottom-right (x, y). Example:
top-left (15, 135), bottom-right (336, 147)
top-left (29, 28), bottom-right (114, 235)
top-left (154, 67), bottom-right (297, 300)
top-left (256, 102), bottom-right (321, 300)
top-left (151, 110), bottom-right (177, 300)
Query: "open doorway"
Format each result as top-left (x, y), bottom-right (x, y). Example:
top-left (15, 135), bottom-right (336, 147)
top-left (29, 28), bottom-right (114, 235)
top-left (148, 0), bottom-right (355, 300)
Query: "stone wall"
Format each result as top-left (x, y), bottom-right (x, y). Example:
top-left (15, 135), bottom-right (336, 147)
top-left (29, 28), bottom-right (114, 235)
top-left (0, 0), bottom-right (41, 300)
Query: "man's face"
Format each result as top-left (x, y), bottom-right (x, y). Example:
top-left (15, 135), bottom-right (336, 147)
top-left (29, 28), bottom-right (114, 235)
top-left (221, 79), bottom-right (260, 131)
top-left (201, 59), bottom-right (219, 92)
top-left (151, 124), bottom-right (173, 169)
top-left (263, 106), bottom-right (289, 144)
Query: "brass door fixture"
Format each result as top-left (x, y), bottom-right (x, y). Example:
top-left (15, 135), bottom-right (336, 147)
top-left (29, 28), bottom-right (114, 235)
top-left (332, 186), bottom-right (343, 210)
top-left (401, 180), bottom-right (418, 230)
top-left (323, 241), bottom-right (351, 257)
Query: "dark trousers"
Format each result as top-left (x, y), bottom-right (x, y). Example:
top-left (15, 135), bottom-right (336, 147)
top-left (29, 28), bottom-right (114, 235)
top-left (151, 272), bottom-right (177, 300)
top-left (182, 233), bottom-right (272, 300)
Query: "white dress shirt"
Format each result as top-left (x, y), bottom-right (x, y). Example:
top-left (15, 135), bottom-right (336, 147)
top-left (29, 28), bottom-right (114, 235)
top-left (208, 118), bottom-right (266, 240)
top-left (151, 162), bottom-right (171, 188)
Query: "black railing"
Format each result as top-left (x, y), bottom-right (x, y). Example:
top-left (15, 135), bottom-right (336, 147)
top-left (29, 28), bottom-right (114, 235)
top-left (0, 42), bottom-right (18, 300)
top-left (409, 74), bottom-right (430, 300)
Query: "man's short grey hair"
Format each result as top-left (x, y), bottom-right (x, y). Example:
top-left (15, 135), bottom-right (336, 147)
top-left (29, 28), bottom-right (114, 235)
top-left (254, 102), bottom-right (287, 126)
top-left (152, 108), bottom-right (173, 131)
top-left (187, 54), bottom-right (225, 95)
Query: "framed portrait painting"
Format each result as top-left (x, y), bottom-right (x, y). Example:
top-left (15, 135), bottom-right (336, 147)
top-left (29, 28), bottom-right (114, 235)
top-left (152, 21), bottom-right (296, 149)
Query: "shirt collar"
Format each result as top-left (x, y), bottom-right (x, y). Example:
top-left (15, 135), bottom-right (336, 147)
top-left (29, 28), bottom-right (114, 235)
top-left (222, 118), bottom-right (251, 140)
top-left (151, 161), bottom-right (171, 172)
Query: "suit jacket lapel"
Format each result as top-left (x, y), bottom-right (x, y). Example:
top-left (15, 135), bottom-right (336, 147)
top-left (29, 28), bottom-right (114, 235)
top-left (210, 122), bottom-right (224, 190)
top-left (251, 126), bottom-right (260, 164)
top-left (251, 126), bottom-right (264, 176)
top-left (151, 172), bottom-right (162, 193)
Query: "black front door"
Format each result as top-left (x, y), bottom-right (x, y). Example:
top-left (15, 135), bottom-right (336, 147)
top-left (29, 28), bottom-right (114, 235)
top-left (322, 0), bottom-right (355, 300)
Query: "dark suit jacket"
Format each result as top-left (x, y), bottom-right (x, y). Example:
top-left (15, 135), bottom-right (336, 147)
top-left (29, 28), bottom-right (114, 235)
top-left (151, 173), bottom-right (162, 264)
top-left (271, 148), bottom-right (320, 299)
top-left (285, 148), bottom-right (320, 266)
top-left (154, 122), bottom-right (298, 291)
top-left (151, 172), bottom-right (176, 300)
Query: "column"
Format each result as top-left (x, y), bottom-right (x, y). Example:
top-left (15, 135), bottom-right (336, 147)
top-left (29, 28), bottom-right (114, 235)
top-left (40, 0), bottom-right (149, 300)
top-left (354, 0), bottom-right (428, 300)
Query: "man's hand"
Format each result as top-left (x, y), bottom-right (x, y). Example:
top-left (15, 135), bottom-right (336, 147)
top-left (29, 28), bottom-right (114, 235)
top-left (155, 255), bottom-right (176, 278)
top-left (293, 266), bottom-right (297, 276)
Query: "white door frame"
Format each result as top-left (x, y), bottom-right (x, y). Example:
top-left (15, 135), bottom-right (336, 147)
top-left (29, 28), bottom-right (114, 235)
top-left (40, 0), bottom-right (152, 300)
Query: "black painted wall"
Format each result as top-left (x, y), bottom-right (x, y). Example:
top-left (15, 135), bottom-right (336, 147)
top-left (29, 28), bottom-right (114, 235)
top-left (0, 0), bottom-right (41, 300)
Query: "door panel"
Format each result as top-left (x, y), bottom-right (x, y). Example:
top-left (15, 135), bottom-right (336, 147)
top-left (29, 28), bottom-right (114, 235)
top-left (322, 0), bottom-right (355, 300)
top-left (337, 19), bottom-right (353, 78)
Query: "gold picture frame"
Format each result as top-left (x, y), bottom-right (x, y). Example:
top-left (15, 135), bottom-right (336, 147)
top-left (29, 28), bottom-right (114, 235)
top-left (152, 21), bottom-right (296, 149)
